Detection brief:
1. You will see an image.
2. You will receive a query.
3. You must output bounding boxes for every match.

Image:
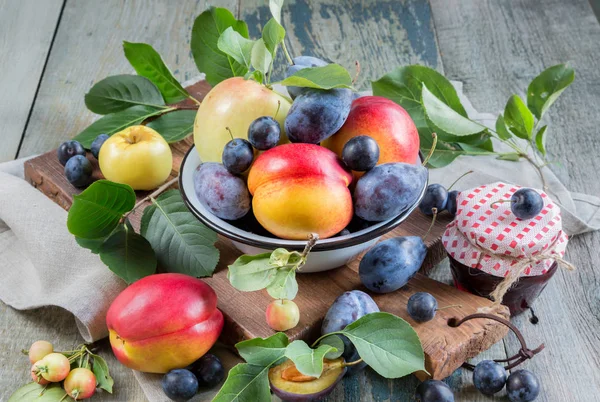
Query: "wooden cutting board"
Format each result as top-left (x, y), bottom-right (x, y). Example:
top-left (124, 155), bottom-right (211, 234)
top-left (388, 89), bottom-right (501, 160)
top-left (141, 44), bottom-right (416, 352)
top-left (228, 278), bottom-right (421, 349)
top-left (23, 80), bottom-right (509, 380)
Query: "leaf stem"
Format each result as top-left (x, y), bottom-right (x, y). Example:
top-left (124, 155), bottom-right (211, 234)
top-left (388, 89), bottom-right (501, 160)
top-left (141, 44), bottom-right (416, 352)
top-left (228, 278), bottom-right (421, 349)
top-left (174, 105), bottom-right (200, 111)
top-left (311, 331), bottom-right (343, 348)
top-left (187, 95), bottom-right (202, 107)
top-left (281, 40), bottom-right (294, 66)
top-left (422, 133), bottom-right (437, 166)
top-left (121, 176), bottom-right (180, 221)
top-left (343, 358), bottom-right (364, 367)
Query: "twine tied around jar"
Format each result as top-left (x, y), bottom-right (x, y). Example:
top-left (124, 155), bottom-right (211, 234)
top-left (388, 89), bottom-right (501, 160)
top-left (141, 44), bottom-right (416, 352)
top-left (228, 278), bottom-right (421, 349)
top-left (457, 230), bottom-right (575, 310)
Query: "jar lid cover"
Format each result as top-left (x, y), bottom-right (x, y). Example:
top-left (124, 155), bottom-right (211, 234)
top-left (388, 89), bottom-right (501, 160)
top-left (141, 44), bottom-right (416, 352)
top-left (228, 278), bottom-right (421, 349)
top-left (442, 182), bottom-right (568, 277)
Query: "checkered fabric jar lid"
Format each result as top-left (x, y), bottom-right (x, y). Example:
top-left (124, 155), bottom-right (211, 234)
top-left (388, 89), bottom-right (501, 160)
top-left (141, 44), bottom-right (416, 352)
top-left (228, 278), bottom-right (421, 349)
top-left (442, 182), bottom-right (568, 277)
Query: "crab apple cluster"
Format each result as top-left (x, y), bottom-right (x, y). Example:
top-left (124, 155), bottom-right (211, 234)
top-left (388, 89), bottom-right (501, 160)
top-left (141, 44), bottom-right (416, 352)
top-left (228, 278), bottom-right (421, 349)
top-left (161, 354), bottom-right (225, 401)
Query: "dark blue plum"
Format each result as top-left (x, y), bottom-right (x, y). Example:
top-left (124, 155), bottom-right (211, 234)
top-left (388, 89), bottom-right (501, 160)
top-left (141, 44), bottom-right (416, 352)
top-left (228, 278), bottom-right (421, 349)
top-left (342, 135), bottom-right (380, 171)
top-left (419, 184), bottom-right (448, 215)
top-left (407, 292), bottom-right (438, 322)
top-left (188, 354), bottom-right (225, 388)
top-left (321, 290), bottom-right (379, 374)
top-left (285, 88), bottom-right (352, 144)
top-left (248, 116), bottom-right (281, 150)
top-left (415, 380), bottom-right (455, 402)
top-left (506, 370), bottom-right (540, 402)
top-left (194, 163), bottom-right (250, 220)
top-left (64, 155), bottom-right (93, 188)
top-left (473, 360), bottom-right (507, 395)
top-left (222, 138), bottom-right (253, 174)
top-left (511, 188), bottom-right (544, 220)
top-left (446, 190), bottom-right (459, 218)
top-left (161, 369), bottom-right (198, 402)
top-left (354, 162), bottom-right (427, 221)
top-left (286, 56), bottom-right (328, 100)
top-left (57, 140), bottom-right (85, 166)
top-left (90, 134), bottom-right (109, 159)
top-left (359, 236), bottom-right (426, 293)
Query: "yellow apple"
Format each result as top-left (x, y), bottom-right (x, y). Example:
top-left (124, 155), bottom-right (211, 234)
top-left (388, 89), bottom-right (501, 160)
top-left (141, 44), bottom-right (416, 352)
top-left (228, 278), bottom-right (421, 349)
top-left (99, 125), bottom-right (172, 190)
top-left (193, 77), bottom-right (291, 163)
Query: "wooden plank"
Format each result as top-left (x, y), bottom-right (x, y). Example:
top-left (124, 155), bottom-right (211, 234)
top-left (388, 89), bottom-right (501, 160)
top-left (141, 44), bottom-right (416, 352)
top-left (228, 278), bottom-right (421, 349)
top-left (0, 0), bottom-right (63, 162)
top-left (430, 0), bottom-right (600, 400)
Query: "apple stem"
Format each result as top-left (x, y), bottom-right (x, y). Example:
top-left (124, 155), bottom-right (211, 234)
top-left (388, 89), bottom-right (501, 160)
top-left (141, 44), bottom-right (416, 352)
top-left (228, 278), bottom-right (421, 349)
top-left (343, 358), bottom-right (364, 367)
top-left (352, 60), bottom-right (361, 85)
top-left (422, 133), bottom-right (438, 166)
top-left (437, 304), bottom-right (462, 311)
top-left (121, 176), bottom-right (180, 221)
top-left (38, 384), bottom-right (49, 397)
top-left (58, 393), bottom-right (68, 402)
top-left (422, 208), bottom-right (438, 243)
top-left (274, 101), bottom-right (281, 120)
top-left (447, 170), bottom-right (474, 191)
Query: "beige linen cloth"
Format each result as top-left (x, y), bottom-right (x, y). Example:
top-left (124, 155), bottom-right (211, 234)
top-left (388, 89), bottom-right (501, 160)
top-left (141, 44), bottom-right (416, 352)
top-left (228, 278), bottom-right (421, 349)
top-left (1, 82), bottom-right (599, 401)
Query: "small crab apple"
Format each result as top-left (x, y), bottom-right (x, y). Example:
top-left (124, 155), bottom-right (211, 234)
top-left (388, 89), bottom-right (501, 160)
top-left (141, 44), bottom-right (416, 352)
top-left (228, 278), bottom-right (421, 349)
top-left (266, 299), bottom-right (300, 331)
top-left (31, 361), bottom-right (50, 385)
top-left (64, 368), bottom-right (97, 400)
top-left (39, 352), bottom-right (71, 382)
top-left (28, 340), bottom-right (54, 364)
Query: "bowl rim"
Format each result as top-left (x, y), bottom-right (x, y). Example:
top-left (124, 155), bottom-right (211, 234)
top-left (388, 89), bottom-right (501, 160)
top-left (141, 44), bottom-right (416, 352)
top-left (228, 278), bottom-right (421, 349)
top-left (179, 145), bottom-right (428, 251)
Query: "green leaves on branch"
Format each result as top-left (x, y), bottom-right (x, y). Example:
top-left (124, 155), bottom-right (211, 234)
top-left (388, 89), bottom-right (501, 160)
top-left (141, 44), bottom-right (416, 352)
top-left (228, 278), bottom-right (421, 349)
top-left (278, 64), bottom-right (354, 90)
top-left (140, 190), bottom-right (220, 278)
top-left (191, 7), bottom-right (250, 86)
top-left (146, 110), bottom-right (196, 143)
top-left (217, 27), bottom-right (255, 70)
top-left (84, 75), bottom-right (165, 114)
top-left (68, 182), bottom-right (219, 283)
top-left (123, 41), bottom-right (191, 104)
top-left (422, 84), bottom-right (485, 136)
top-left (504, 94), bottom-right (534, 139)
top-left (262, 18), bottom-right (285, 54)
top-left (527, 63), bottom-right (575, 119)
top-left (8, 383), bottom-right (75, 402)
top-left (214, 312), bottom-right (425, 402)
top-left (227, 248), bottom-right (306, 300)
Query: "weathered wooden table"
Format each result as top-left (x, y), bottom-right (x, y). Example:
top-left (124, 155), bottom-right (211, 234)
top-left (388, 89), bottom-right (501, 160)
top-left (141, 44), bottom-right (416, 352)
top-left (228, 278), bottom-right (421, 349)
top-left (1, 0), bottom-right (599, 400)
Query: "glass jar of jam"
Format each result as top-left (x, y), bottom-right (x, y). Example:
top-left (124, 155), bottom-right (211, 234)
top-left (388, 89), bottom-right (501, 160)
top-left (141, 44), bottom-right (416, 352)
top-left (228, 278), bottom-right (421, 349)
top-left (442, 182), bottom-right (568, 316)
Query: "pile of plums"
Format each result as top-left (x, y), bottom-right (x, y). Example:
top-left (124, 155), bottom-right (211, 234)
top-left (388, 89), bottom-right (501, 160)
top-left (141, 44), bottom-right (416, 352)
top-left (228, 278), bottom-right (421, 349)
top-left (161, 353), bottom-right (225, 402)
top-left (57, 134), bottom-right (108, 187)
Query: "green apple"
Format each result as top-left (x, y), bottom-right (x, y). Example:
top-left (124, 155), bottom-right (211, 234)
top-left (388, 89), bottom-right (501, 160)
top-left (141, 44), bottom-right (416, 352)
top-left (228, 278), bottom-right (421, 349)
top-left (193, 77), bottom-right (291, 163)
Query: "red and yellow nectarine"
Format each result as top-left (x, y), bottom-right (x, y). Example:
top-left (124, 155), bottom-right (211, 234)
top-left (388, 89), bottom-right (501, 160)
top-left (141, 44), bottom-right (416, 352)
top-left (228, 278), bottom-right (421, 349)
top-left (248, 144), bottom-right (353, 240)
top-left (106, 273), bottom-right (223, 373)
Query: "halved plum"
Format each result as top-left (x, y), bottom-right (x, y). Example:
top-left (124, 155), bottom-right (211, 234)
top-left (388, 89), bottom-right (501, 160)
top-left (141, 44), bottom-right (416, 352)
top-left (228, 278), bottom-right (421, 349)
top-left (269, 358), bottom-right (347, 401)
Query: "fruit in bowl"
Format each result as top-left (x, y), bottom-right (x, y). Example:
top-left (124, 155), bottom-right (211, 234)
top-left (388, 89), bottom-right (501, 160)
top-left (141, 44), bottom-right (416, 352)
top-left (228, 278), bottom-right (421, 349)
top-left (193, 77), bottom-right (291, 163)
top-left (106, 273), bottom-right (223, 373)
top-left (248, 143), bottom-right (353, 240)
top-left (99, 125), bottom-right (173, 190)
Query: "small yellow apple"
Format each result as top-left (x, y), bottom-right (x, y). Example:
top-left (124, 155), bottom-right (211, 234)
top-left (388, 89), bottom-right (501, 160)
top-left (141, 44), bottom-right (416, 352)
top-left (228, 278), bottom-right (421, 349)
top-left (99, 125), bottom-right (172, 190)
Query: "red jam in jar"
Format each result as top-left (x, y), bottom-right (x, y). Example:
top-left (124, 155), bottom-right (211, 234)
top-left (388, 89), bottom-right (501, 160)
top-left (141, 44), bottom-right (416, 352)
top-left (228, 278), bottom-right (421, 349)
top-left (442, 182), bottom-right (568, 316)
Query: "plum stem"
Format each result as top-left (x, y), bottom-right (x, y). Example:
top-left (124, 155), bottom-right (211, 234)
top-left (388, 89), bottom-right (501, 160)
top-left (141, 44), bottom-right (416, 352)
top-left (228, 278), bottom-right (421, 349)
top-left (437, 304), bottom-right (462, 311)
top-left (225, 127), bottom-right (235, 142)
top-left (121, 176), bottom-right (180, 221)
top-left (422, 133), bottom-right (438, 166)
top-left (422, 208), bottom-right (438, 243)
top-left (490, 199), bottom-right (514, 208)
top-left (447, 170), bottom-right (474, 191)
top-left (343, 358), bottom-right (364, 367)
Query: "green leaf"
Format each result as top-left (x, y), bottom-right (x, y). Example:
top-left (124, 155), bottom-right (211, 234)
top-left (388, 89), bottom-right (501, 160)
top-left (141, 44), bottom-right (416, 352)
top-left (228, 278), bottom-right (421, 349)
top-left (278, 64), bottom-right (353, 90)
top-left (269, 248), bottom-right (293, 267)
top-left (8, 383), bottom-right (75, 402)
top-left (339, 312), bottom-right (425, 378)
top-left (140, 190), bottom-right (219, 277)
top-left (84, 75), bottom-right (165, 115)
top-left (67, 180), bottom-right (135, 239)
top-left (227, 253), bottom-right (277, 291)
top-left (535, 125), bottom-right (548, 156)
top-left (284, 340), bottom-right (336, 378)
top-left (497, 153), bottom-right (521, 161)
top-left (527, 63), bottom-right (575, 119)
top-left (318, 335), bottom-right (345, 360)
top-left (251, 39), bottom-right (273, 75)
top-left (269, 0), bottom-right (285, 23)
top-left (422, 84), bottom-right (486, 136)
top-left (91, 353), bottom-right (114, 393)
top-left (504, 95), bottom-right (534, 139)
top-left (123, 41), bottom-right (190, 104)
top-left (495, 115), bottom-right (513, 140)
top-left (266, 267), bottom-right (298, 300)
top-left (73, 105), bottom-right (163, 148)
top-left (146, 110), bottom-right (196, 143)
top-left (217, 27), bottom-right (255, 69)
top-left (212, 363), bottom-right (271, 402)
top-left (75, 236), bottom-right (106, 254)
top-left (99, 222), bottom-right (157, 284)
top-left (191, 7), bottom-right (250, 87)
top-left (262, 18), bottom-right (285, 54)
top-left (236, 333), bottom-right (289, 366)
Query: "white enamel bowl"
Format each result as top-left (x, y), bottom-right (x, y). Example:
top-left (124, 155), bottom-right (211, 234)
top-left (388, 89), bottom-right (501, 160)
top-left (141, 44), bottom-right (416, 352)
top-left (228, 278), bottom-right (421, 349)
top-left (179, 145), bottom-right (427, 273)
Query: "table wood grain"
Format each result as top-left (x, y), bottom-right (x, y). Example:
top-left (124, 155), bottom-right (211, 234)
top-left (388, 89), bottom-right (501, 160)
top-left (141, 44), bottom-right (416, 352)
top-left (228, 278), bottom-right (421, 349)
top-left (1, 0), bottom-right (599, 401)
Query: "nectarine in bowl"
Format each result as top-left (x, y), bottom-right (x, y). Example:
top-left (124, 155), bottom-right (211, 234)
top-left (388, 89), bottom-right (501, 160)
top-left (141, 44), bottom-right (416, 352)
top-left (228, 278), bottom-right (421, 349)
top-left (179, 145), bottom-right (427, 273)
